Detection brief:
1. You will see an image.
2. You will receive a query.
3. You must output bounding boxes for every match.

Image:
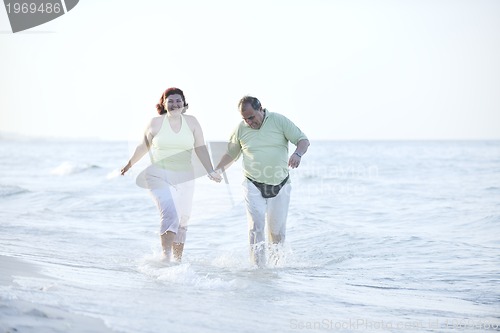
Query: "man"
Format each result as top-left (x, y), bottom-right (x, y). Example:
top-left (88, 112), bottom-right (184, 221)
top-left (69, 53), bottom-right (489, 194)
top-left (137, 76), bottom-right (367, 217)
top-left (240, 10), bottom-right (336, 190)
top-left (215, 96), bottom-right (309, 267)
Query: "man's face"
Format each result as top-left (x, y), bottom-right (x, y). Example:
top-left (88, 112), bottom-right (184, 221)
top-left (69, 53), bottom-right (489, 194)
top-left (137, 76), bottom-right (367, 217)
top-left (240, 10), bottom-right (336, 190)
top-left (240, 103), bottom-right (264, 129)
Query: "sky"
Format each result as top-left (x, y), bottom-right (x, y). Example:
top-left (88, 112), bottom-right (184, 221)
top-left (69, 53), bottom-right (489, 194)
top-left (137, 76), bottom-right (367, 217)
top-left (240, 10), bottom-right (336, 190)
top-left (1, 0), bottom-right (499, 141)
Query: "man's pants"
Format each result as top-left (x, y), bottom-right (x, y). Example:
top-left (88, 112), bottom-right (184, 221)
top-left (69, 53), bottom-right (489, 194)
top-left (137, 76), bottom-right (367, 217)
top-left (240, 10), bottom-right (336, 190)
top-left (243, 179), bottom-right (291, 265)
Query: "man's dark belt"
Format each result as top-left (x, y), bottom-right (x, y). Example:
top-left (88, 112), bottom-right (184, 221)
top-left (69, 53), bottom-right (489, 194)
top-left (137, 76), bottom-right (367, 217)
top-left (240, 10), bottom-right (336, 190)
top-left (247, 174), bottom-right (289, 198)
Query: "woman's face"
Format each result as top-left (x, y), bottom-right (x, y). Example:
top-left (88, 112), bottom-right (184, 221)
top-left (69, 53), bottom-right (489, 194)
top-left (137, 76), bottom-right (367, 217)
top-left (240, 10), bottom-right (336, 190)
top-left (164, 94), bottom-right (184, 112)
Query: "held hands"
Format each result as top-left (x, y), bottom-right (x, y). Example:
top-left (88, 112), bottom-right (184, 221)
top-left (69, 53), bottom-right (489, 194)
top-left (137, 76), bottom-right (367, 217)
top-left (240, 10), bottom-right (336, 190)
top-left (208, 169), bottom-right (222, 183)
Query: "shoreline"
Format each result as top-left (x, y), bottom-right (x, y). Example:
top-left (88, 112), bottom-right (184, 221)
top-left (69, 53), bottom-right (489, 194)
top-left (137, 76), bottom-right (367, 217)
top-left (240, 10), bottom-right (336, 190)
top-left (0, 255), bottom-right (119, 333)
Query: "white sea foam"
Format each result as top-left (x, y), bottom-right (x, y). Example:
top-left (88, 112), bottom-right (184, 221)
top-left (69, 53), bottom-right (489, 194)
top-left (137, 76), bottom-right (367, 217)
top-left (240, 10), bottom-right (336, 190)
top-left (138, 255), bottom-right (240, 291)
top-left (106, 169), bottom-right (122, 180)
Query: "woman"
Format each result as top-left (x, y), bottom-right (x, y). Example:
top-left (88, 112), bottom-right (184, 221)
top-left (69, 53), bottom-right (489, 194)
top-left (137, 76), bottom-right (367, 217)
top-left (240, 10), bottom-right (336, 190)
top-left (121, 87), bottom-right (221, 262)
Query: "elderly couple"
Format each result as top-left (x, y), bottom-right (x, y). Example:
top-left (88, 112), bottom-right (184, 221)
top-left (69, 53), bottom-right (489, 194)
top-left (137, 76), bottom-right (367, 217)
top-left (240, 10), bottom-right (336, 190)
top-left (121, 88), bottom-right (309, 267)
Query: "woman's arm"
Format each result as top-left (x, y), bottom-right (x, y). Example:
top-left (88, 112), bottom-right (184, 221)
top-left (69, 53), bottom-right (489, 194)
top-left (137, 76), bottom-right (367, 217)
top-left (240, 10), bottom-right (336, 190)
top-left (189, 116), bottom-right (222, 182)
top-left (121, 121), bottom-right (154, 175)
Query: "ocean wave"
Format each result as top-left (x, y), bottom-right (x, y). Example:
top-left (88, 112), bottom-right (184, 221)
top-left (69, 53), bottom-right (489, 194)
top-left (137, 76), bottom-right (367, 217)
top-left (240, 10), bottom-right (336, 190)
top-left (50, 162), bottom-right (101, 176)
top-left (485, 186), bottom-right (500, 192)
top-left (0, 185), bottom-right (29, 197)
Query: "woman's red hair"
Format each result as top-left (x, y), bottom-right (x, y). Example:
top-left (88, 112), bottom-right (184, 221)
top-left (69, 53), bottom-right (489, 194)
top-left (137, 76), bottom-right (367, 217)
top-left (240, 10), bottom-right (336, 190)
top-left (155, 87), bottom-right (188, 115)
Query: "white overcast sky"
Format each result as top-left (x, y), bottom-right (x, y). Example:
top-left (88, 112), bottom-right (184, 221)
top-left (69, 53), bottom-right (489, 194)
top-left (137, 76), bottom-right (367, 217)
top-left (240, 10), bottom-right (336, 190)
top-left (1, 0), bottom-right (499, 141)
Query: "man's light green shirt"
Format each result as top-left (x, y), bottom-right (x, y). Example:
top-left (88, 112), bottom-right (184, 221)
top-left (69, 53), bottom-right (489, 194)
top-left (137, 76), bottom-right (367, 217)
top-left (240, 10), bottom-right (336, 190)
top-left (227, 110), bottom-right (308, 185)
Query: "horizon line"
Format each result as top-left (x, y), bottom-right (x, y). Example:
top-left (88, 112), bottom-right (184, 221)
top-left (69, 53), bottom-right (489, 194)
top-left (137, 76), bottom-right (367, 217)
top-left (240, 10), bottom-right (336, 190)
top-left (1, 132), bottom-right (499, 143)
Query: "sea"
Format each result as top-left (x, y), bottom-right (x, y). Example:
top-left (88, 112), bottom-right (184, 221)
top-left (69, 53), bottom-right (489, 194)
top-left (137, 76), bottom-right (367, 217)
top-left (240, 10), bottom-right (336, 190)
top-left (0, 138), bottom-right (499, 332)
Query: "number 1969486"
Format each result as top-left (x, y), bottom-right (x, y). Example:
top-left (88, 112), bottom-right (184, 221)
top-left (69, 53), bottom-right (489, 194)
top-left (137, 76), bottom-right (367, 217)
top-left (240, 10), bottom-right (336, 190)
top-left (6, 2), bottom-right (62, 14)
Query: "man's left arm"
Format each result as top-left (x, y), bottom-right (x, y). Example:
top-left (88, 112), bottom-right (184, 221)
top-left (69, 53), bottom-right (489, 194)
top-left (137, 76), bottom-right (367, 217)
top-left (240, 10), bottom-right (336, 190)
top-left (279, 113), bottom-right (310, 169)
top-left (289, 138), bottom-right (310, 169)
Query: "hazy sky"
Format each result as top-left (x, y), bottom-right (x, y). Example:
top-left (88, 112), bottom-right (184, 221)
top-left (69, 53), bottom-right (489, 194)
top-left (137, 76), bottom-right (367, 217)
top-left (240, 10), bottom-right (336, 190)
top-left (1, 0), bottom-right (499, 141)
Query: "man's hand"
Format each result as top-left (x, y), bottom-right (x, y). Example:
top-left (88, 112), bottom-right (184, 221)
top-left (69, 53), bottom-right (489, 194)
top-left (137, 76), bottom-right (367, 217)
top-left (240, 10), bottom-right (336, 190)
top-left (288, 153), bottom-right (302, 169)
top-left (208, 170), bottom-right (222, 182)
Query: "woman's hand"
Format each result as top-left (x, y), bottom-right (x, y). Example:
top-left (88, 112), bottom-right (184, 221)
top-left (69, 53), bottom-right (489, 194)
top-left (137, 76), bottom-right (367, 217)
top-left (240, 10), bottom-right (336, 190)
top-left (208, 170), bottom-right (222, 183)
top-left (121, 162), bottom-right (132, 175)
